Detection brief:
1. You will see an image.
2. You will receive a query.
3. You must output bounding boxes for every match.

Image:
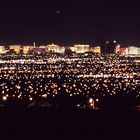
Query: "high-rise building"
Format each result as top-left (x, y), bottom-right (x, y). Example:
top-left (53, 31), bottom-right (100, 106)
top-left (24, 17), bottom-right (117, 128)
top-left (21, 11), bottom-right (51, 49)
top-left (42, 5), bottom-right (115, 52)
top-left (9, 45), bottom-right (22, 54)
top-left (90, 46), bottom-right (101, 53)
top-left (59, 46), bottom-right (65, 53)
top-left (69, 46), bottom-right (78, 52)
top-left (47, 44), bottom-right (60, 53)
top-left (0, 46), bottom-right (5, 54)
top-left (30, 47), bottom-right (46, 55)
top-left (74, 44), bottom-right (90, 53)
top-left (126, 46), bottom-right (140, 55)
top-left (23, 46), bottom-right (35, 54)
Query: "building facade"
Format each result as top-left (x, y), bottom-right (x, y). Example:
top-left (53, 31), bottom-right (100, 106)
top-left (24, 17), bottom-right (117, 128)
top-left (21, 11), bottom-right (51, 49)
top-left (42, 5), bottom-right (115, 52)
top-left (23, 46), bottom-right (35, 54)
top-left (126, 46), bottom-right (140, 55)
top-left (90, 46), bottom-right (101, 53)
top-left (47, 44), bottom-right (60, 53)
top-left (0, 46), bottom-right (5, 54)
top-left (9, 45), bottom-right (22, 54)
top-left (69, 46), bottom-right (78, 52)
top-left (74, 45), bottom-right (90, 53)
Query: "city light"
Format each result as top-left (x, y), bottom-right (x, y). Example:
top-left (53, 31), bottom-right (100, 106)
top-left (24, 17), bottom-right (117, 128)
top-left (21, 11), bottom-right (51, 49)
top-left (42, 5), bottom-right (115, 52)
top-left (89, 98), bottom-right (94, 104)
top-left (2, 96), bottom-right (7, 101)
top-left (0, 50), bottom-right (139, 109)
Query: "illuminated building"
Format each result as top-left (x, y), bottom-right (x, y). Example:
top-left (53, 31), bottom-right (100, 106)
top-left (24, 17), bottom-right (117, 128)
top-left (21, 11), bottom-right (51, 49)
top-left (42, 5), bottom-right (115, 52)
top-left (47, 44), bottom-right (60, 53)
top-left (39, 46), bottom-right (46, 49)
top-left (90, 46), bottom-right (101, 53)
top-left (9, 45), bottom-right (22, 54)
top-left (138, 48), bottom-right (140, 54)
top-left (69, 46), bottom-right (78, 52)
top-left (23, 46), bottom-right (35, 54)
top-left (74, 45), bottom-right (90, 53)
top-left (59, 46), bottom-right (65, 53)
top-left (0, 46), bottom-right (6, 54)
top-left (30, 47), bottom-right (46, 55)
top-left (126, 46), bottom-right (140, 55)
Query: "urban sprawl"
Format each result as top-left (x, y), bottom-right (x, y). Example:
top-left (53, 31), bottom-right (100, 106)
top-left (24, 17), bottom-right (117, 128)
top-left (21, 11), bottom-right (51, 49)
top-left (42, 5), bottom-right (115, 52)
top-left (0, 41), bottom-right (140, 109)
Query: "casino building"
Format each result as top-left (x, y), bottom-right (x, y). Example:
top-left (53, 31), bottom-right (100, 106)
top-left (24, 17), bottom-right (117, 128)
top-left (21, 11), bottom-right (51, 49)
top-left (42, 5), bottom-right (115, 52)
top-left (9, 45), bottom-right (22, 54)
top-left (0, 46), bottom-right (5, 54)
top-left (126, 46), bottom-right (140, 55)
top-left (74, 44), bottom-right (90, 53)
top-left (46, 44), bottom-right (60, 53)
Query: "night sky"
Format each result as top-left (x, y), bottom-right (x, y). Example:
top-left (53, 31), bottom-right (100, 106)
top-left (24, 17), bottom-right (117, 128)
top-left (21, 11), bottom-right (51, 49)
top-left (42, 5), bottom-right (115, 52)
top-left (0, 0), bottom-right (140, 46)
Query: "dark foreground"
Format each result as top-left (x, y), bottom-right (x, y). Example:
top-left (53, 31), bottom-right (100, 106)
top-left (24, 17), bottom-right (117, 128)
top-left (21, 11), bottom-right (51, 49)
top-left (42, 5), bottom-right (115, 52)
top-left (0, 107), bottom-right (140, 140)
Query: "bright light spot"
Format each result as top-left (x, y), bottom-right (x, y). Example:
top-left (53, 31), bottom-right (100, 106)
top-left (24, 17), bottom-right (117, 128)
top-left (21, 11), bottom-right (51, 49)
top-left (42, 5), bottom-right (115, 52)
top-left (89, 98), bottom-right (94, 103)
top-left (2, 96), bottom-right (7, 101)
top-left (77, 104), bottom-right (80, 107)
top-left (96, 99), bottom-right (99, 102)
top-left (42, 94), bottom-right (47, 98)
top-left (29, 97), bottom-right (33, 101)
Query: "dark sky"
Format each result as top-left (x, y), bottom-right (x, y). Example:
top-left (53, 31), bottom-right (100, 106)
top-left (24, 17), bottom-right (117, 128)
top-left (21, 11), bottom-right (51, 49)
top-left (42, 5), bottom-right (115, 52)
top-left (0, 0), bottom-right (140, 46)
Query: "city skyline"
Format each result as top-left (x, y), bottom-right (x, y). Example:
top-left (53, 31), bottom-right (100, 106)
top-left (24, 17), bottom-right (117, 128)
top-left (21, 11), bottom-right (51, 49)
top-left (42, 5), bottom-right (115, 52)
top-left (0, 40), bottom-right (140, 49)
top-left (0, 1), bottom-right (140, 136)
top-left (0, 0), bottom-right (140, 45)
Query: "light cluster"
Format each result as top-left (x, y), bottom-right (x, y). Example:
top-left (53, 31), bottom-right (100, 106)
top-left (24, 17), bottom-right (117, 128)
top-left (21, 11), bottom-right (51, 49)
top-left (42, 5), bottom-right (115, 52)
top-left (0, 54), bottom-right (139, 108)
